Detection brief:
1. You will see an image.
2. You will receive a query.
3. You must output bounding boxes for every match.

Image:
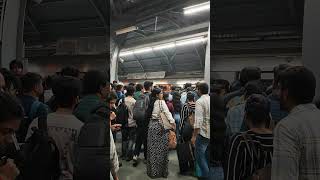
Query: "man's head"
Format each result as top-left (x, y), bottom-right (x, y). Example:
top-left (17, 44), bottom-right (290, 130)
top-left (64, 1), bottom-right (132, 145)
top-left (82, 70), bottom-right (108, 98)
top-left (244, 81), bottom-right (264, 99)
top-left (0, 92), bottom-right (23, 145)
top-left (126, 85), bottom-right (135, 96)
top-left (53, 76), bottom-right (81, 109)
top-left (239, 67), bottom-right (261, 86)
top-left (245, 94), bottom-right (271, 129)
top-left (135, 84), bottom-right (143, 92)
top-left (144, 81), bottom-right (153, 92)
top-left (197, 82), bottom-right (209, 96)
top-left (61, 66), bottom-right (80, 78)
top-left (187, 92), bottom-right (195, 102)
top-left (273, 64), bottom-right (290, 89)
top-left (106, 91), bottom-right (118, 109)
top-left (0, 70), bottom-right (21, 97)
top-left (21, 72), bottom-right (43, 97)
top-left (184, 83), bottom-right (192, 89)
top-left (9, 60), bottom-right (23, 77)
top-left (278, 66), bottom-right (316, 111)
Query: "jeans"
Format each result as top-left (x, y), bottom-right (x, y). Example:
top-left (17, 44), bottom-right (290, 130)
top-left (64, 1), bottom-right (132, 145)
top-left (122, 127), bottom-right (137, 159)
top-left (133, 125), bottom-right (148, 159)
top-left (174, 113), bottom-right (181, 135)
top-left (209, 166), bottom-right (224, 180)
top-left (195, 134), bottom-right (210, 178)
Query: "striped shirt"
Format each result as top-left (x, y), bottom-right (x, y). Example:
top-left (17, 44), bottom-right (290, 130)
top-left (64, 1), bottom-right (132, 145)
top-left (272, 103), bottom-right (320, 180)
top-left (226, 131), bottom-right (273, 180)
top-left (180, 102), bottom-right (196, 129)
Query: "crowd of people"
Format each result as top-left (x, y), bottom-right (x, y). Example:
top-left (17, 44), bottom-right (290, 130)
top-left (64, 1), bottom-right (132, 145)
top-left (0, 59), bottom-right (319, 180)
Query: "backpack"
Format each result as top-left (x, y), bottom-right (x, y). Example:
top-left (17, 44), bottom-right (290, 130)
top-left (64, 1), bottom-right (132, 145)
top-left (17, 101), bottom-right (41, 143)
top-left (18, 127), bottom-right (61, 180)
top-left (73, 106), bottom-right (110, 180)
top-left (116, 99), bottom-right (129, 127)
top-left (133, 93), bottom-right (149, 124)
top-left (242, 134), bottom-right (271, 180)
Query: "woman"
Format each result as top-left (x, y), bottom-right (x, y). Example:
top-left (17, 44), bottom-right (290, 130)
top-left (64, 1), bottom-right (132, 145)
top-left (163, 92), bottom-right (174, 116)
top-left (225, 94), bottom-right (273, 180)
top-left (147, 88), bottom-right (175, 178)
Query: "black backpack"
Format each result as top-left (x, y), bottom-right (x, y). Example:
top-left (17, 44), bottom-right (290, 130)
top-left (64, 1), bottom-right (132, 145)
top-left (133, 93), bottom-right (148, 124)
top-left (73, 106), bottom-right (110, 180)
top-left (18, 127), bottom-right (61, 180)
top-left (116, 98), bottom-right (129, 127)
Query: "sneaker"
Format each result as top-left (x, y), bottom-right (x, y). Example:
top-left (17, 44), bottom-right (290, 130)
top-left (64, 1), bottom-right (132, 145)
top-left (133, 156), bottom-right (139, 167)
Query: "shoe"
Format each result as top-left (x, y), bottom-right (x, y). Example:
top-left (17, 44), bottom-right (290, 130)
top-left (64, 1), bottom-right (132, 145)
top-left (119, 162), bottom-right (122, 167)
top-left (133, 156), bottom-right (139, 167)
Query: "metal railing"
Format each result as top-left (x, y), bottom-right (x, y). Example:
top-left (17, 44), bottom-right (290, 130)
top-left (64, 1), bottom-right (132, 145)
top-left (0, 0), bottom-right (7, 42)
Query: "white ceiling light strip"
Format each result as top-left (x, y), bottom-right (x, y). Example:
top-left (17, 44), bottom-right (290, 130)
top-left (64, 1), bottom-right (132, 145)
top-left (119, 36), bottom-right (207, 57)
top-left (183, 2), bottom-right (210, 15)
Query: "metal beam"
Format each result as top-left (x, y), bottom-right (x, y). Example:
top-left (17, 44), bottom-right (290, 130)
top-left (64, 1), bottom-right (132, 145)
top-left (87, 0), bottom-right (106, 28)
top-left (193, 44), bottom-right (204, 70)
top-left (26, 14), bottom-right (40, 34)
top-left (124, 22), bottom-right (209, 48)
top-left (159, 50), bottom-right (174, 72)
top-left (133, 54), bottom-right (145, 72)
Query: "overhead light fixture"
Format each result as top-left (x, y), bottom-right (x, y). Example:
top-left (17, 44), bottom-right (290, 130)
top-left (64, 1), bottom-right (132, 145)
top-left (153, 43), bottom-right (175, 50)
top-left (176, 37), bottom-right (207, 46)
top-left (119, 51), bottom-right (133, 57)
top-left (116, 26), bottom-right (138, 36)
top-left (184, 2), bottom-right (210, 15)
top-left (119, 36), bottom-right (207, 57)
top-left (134, 47), bottom-right (153, 54)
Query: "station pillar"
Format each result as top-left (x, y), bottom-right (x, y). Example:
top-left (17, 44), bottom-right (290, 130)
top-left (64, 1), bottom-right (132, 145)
top-left (1, 0), bottom-right (27, 69)
top-left (110, 38), bottom-right (119, 82)
top-left (302, 0), bottom-right (320, 100)
top-left (204, 24), bottom-right (210, 86)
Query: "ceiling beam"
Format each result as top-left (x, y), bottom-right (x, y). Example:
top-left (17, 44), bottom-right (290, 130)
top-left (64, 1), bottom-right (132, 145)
top-left (25, 14), bottom-right (40, 34)
top-left (87, 0), bottom-right (107, 28)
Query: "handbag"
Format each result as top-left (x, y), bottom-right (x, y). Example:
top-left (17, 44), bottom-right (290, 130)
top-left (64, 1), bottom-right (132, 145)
top-left (159, 101), bottom-right (177, 149)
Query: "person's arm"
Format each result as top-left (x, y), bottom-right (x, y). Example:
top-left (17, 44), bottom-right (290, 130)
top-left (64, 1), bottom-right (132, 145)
top-left (271, 122), bottom-right (299, 180)
top-left (110, 130), bottom-right (119, 180)
top-left (161, 100), bottom-right (175, 124)
top-left (192, 101), bottom-right (203, 145)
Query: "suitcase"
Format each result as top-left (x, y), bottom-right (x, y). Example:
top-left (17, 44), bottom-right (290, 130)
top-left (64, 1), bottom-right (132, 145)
top-left (176, 140), bottom-right (195, 174)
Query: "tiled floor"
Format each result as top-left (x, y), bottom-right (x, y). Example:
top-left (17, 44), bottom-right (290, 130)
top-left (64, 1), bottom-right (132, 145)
top-left (118, 150), bottom-right (197, 180)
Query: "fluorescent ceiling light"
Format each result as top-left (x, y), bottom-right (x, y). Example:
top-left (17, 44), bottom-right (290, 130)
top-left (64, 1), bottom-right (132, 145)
top-left (184, 2), bottom-right (210, 15)
top-left (153, 43), bottom-right (175, 50)
top-left (119, 51), bottom-right (133, 57)
top-left (134, 47), bottom-right (153, 54)
top-left (116, 26), bottom-right (138, 35)
top-left (176, 37), bottom-right (207, 46)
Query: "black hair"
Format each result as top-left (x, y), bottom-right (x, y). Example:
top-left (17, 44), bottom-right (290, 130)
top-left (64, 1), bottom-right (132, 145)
top-left (53, 76), bottom-right (81, 108)
top-left (106, 91), bottom-right (118, 103)
top-left (9, 60), bottom-right (23, 70)
top-left (0, 92), bottom-right (24, 123)
top-left (61, 66), bottom-right (80, 78)
top-left (244, 81), bottom-right (264, 98)
top-left (245, 94), bottom-right (270, 126)
top-left (82, 71), bottom-right (107, 95)
top-left (144, 81), bottom-right (153, 91)
top-left (279, 66), bottom-right (316, 104)
top-left (0, 69), bottom-right (21, 93)
top-left (184, 83), bottom-right (192, 89)
top-left (171, 86), bottom-right (177, 91)
top-left (240, 67), bottom-right (261, 86)
top-left (273, 64), bottom-right (290, 88)
top-left (163, 92), bottom-right (169, 102)
top-left (198, 82), bottom-right (209, 94)
top-left (21, 72), bottom-right (42, 93)
top-left (187, 92), bottom-right (195, 102)
top-left (128, 83), bottom-right (135, 87)
top-left (135, 84), bottom-right (143, 92)
top-left (126, 85), bottom-right (135, 96)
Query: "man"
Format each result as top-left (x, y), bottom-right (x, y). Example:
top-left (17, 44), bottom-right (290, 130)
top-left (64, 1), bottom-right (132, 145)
top-left (115, 84), bottom-right (125, 102)
top-left (18, 73), bottom-right (48, 142)
top-left (268, 64), bottom-right (290, 123)
top-left (9, 60), bottom-right (24, 77)
top-left (272, 66), bottom-right (320, 180)
top-left (26, 76), bottom-right (83, 179)
top-left (133, 84), bottom-right (143, 100)
top-left (192, 82), bottom-right (210, 179)
top-left (122, 85), bottom-right (137, 161)
top-left (73, 70), bottom-right (109, 123)
top-left (132, 81), bottom-right (153, 167)
top-left (0, 92), bottom-right (24, 180)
